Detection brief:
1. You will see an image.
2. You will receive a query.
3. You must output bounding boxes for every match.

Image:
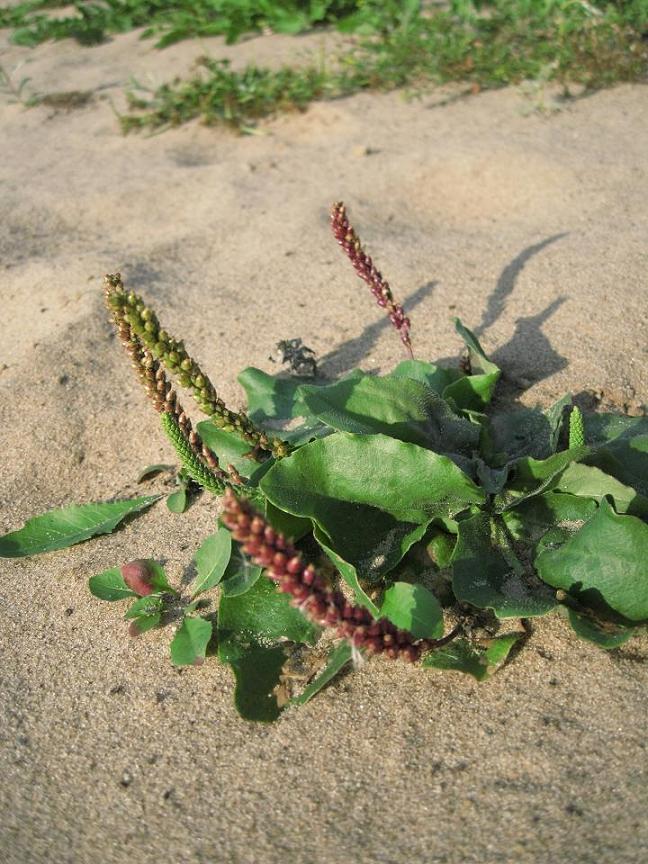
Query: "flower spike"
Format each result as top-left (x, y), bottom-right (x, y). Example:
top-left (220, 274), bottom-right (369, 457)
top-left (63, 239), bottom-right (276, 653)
top-left (104, 273), bottom-right (290, 460)
top-left (221, 490), bottom-right (458, 661)
top-left (330, 202), bottom-right (413, 357)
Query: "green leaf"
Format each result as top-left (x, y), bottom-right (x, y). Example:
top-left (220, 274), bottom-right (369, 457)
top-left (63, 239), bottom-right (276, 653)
top-left (190, 526), bottom-right (232, 597)
top-left (237, 367), bottom-right (316, 424)
top-left (0, 496), bottom-right (161, 558)
top-left (535, 498), bottom-right (648, 622)
top-left (554, 463), bottom-right (648, 519)
top-left (502, 491), bottom-right (598, 543)
top-left (423, 633), bottom-right (521, 680)
top-left (260, 432), bottom-right (484, 575)
top-left (264, 500), bottom-right (311, 542)
top-left (166, 488), bottom-right (188, 513)
top-left (170, 617), bottom-right (213, 666)
top-left (260, 432), bottom-right (483, 581)
top-left (218, 575), bottom-right (319, 645)
top-left (197, 421), bottom-right (268, 482)
top-left (442, 318), bottom-right (501, 410)
top-left (88, 567), bottom-right (137, 601)
top-left (146, 561), bottom-right (176, 593)
top-left (451, 512), bottom-right (557, 618)
top-left (565, 608), bottom-right (635, 649)
top-left (495, 446), bottom-right (588, 511)
top-left (129, 613), bottom-right (162, 635)
top-left (219, 542), bottom-right (263, 597)
top-left (218, 575), bottom-right (319, 721)
top-left (485, 397), bottom-right (571, 464)
top-left (136, 463), bottom-right (173, 482)
top-left (298, 374), bottom-right (480, 454)
top-left (238, 367), bottom-right (364, 424)
top-left (124, 595), bottom-right (163, 619)
top-left (389, 359), bottom-right (464, 393)
top-left (314, 526), bottom-right (381, 615)
top-left (586, 434), bottom-right (648, 498)
top-left (291, 642), bottom-right (353, 706)
top-left (380, 582), bottom-right (444, 639)
top-left (583, 413), bottom-right (648, 447)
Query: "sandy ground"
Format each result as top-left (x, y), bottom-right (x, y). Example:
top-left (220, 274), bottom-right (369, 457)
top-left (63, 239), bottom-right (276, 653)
top-left (1, 22), bottom-right (647, 864)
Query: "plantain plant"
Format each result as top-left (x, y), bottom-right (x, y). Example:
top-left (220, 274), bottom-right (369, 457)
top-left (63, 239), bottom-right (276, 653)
top-left (2, 203), bottom-right (647, 721)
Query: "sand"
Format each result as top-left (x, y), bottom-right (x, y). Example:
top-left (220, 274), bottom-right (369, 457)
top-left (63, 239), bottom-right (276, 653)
top-left (1, 23), bottom-right (647, 864)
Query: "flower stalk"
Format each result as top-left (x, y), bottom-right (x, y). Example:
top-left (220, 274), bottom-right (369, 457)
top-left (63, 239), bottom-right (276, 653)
top-left (221, 490), bottom-right (458, 662)
top-left (330, 202), bottom-right (413, 357)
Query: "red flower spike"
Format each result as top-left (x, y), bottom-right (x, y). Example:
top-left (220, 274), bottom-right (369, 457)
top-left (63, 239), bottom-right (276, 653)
top-left (330, 202), bottom-right (413, 358)
top-left (220, 490), bottom-right (455, 662)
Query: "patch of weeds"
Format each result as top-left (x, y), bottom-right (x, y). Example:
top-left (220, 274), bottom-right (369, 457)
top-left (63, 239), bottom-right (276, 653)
top-left (2, 202), bottom-right (647, 721)
top-left (0, 61), bottom-right (40, 106)
top-left (120, 2), bottom-right (648, 133)
top-left (0, 1), bottom-right (368, 47)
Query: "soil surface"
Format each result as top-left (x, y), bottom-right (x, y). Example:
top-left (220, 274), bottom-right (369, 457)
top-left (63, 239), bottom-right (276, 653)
top-left (1, 24), bottom-right (647, 864)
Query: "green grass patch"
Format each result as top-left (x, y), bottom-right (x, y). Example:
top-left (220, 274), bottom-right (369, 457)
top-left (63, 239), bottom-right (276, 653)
top-left (1, 2), bottom-right (646, 132)
top-left (121, 2), bottom-right (648, 133)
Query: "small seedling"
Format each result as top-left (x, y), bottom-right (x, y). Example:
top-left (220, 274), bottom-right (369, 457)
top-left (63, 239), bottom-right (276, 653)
top-left (2, 202), bottom-right (647, 721)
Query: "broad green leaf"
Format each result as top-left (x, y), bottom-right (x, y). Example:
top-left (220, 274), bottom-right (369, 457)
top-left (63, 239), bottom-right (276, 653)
top-left (485, 397), bottom-right (571, 464)
top-left (264, 500), bottom-right (311, 542)
top-left (261, 430), bottom-right (484, 533)
top-left (451, 512), bottom-right (557, 618)
top-left (190, 526), bottom-right (232, 597)
top-left (442, 318), bottom-right (501, 410)
top-left (583, 413), bottom-right (648, 447)
top-left (314, 527), bottom-right (381, 615)
top-left (261, 433), bottom-right (482, 581)
top-left (124, 595), bottom-right (163, 619)
top-left (238, 368), bottom-right (365, 426)
top-left (502, 492), bottom-right (598, 543)
top-left (298, 375), bottom-right (479, 454)
top-left (0, 496), bottom-right (161, 558)
top-left (452, 318), bottom-right (500, 377)
top-left (219, 542), bottom-right (263, 597)
top-left (554, 463), bottom-right (648, 519)
top-left (136, 463), bottom-right (173, 482)
top-left (380, 582), bottom-right (444, 639)
top-left (291, 642), bottom-right (353, 706)
top-left (281, 420), bottom-right (331, 446)
top-left (422, 633), bottom-right (521, 680)
top-left (535, 498), bottom-right (648, 622)
top-left (88, 567), bottom-right (137, 601)
top-left (238, 367), bottom-right (308, 423)
top-left (546, 395), bottom-right (572, 453)
top-left (565, 608), bottom-right (635, 649)
top-left (170, 617), bottom-right (213, 666)
top-left (495, 446), bottom-right (588, 511)
top-left (197, 421), bottom-right (268, 481)
top-left (218, 575), bottom-right (319, 645)
top-left (389, 359), bottom-right (464, 393)
top-left (218, 575), bottom-right (319, 721)
top-left (166, 488), bottom-right (188, 513)
top-left (585, 434), bottom-right (648, 498)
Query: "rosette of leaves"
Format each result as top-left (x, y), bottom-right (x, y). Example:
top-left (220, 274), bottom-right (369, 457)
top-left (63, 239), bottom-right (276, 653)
top-left (4, 318), bottom-right (647, 721)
